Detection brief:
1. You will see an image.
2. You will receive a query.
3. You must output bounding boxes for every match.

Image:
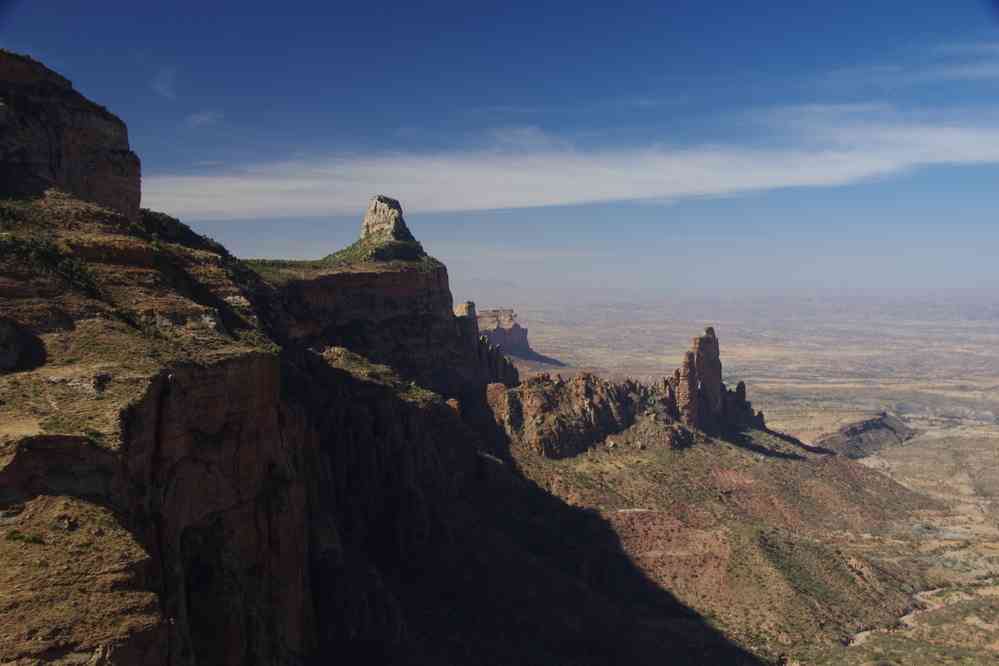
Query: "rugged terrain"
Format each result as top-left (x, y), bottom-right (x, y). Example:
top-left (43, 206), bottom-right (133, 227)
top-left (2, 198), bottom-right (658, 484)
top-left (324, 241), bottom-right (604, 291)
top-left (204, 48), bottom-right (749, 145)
top-left (0, 50), bottom-right (971, 665)
top-left (492, 294), bottom-right (999, 663)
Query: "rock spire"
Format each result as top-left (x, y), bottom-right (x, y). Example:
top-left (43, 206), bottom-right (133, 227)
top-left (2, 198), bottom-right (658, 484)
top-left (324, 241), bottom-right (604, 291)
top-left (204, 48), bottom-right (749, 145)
top-left (360, 195), bottom-right (416, 242)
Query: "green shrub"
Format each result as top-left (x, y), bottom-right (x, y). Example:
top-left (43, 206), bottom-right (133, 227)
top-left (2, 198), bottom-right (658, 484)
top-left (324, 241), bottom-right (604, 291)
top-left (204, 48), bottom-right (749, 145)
top-left (6, 530), bottom-right (45, 545)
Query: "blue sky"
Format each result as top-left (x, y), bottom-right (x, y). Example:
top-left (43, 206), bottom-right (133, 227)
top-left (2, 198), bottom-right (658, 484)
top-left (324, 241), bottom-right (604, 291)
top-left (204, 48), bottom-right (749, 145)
top-left (4, 1), bottom-right (999, 298)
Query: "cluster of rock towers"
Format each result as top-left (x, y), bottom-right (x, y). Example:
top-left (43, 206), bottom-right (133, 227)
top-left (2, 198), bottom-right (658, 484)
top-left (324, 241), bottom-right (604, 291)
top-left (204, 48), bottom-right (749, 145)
top-left (663, 327), bottom-right (764, 431)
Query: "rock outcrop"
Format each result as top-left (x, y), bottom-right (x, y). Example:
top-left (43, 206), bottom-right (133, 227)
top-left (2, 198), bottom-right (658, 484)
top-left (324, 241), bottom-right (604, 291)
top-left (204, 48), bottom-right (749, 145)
top-left (265, 208), bottom-right (518, 398)
top-left (477, 308), bottom-right (531, 355)
top-left (483, 326), bottom-right (764, 459)
top-left (694, 327), bottom-right (723, 418)
top-left (813, 412), bottom-right (916, 459)
top-left (474, 306), bottom-right (564, 366)
top-left (486, 373), bottom-right (646, 458)
top-left (453, 301), bottom-right (519, 388)
top-left (0, 50), bottom-right (141, 219)
top-left (663, 327), bottom-right (764, 432)
top-left (360, 194), bottom-right (416, 242)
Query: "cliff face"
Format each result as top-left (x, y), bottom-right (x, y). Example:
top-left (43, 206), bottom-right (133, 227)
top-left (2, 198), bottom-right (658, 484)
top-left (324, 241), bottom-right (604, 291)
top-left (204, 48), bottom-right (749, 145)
top-left (252, 204), bottom-right (518, 398)
top-left (664, 327), bottom-right (764, 432)
top-left (2, 52), bottom-right (935, 666)
top-left (0, 61), bottom-right (524, 662)
top-left (477, 308), bottom-right (531, 355)
top-left (0, 187), bottom-right (759, 664)
top-left (0, 191), bottom-right (485, 664)
top-left (486, 373), bottom-right (647, 458)
top-left (0, 51), bottom-right (141, 220)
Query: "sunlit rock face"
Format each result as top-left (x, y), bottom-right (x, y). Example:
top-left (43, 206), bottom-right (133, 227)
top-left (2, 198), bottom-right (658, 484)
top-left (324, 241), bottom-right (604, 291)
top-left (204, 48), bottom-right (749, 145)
top-left (360, 194), bottom-right (416, 242)
top-left (477, 308), bottom-right (532, 356)
top-left (663, 328), bottom-right (764, 432)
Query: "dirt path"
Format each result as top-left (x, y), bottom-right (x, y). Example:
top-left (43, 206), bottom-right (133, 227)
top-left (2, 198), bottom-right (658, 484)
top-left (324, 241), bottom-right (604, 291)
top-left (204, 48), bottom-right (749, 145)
top-left (848, 587), bottom-right (948, 646)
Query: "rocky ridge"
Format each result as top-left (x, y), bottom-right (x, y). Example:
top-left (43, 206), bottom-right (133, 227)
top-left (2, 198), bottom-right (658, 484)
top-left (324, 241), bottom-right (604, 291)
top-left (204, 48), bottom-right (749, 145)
top-left (813, 412), bottom-right (916, 459)
top-left (486, 326), bottom-right (763, 459)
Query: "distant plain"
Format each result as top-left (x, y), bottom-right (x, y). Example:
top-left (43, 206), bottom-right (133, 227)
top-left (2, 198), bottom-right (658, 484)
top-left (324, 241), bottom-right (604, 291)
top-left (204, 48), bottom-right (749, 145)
top-left (502, 292), bottom-right (999, 662)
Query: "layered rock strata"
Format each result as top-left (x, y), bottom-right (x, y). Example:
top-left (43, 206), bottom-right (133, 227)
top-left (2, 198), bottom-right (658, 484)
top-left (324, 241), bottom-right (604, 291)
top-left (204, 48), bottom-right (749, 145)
top-left (477, 308), bottom-right (531, 356)
top-left (0, 52), bottom-right (778, 666)
top-left (0, 50), bottom-right (141, 219)
top-left (275, 211), bottom-right (518, 397)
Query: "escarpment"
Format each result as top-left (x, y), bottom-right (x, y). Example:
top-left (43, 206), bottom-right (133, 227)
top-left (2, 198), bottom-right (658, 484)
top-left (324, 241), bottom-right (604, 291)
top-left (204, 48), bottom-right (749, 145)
top-left (477, 308), bottom-right (530, 355)
top-left (248, 200), bottom-right (518, 398)
top-left (1, 51), bottom-right (939, 666)
top-left (0, 189), bottom-right (491, 663)
top-left (472, 306), bottom-right (564, 367)
top-left (0, 50), bottom-right (141, 220)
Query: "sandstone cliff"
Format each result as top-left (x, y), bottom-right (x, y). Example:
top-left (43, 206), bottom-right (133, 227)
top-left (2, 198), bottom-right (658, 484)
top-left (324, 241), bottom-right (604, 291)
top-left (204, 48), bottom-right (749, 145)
top-left (483, 326), bottom-right (764, 460)
top-left (477, 308), bottom-right (530, 355)
top-left (0, 191), bottom-right (489, 664)
top-left (474, 306), bottom-right (564, 367)
top-left (0, 51), bottom-right (934, 666)
top-left (0, 50), bottom-right (140, 220)
top-left (485, 373), bottom-right (647, 458)
top-left (663, 327), bottom-right (765, 432)
top-left (248, 202), bottom-right (517, 398)
top-left (0, 189), bottom-right (758, 665)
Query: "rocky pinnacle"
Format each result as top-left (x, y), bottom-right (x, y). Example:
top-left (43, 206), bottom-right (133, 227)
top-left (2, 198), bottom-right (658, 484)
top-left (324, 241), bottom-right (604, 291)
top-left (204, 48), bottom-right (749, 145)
top-left (360, 195), bottom-right (416, 242)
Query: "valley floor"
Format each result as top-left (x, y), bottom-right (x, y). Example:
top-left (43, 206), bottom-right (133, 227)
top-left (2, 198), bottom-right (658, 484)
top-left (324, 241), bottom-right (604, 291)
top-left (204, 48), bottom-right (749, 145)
top-left (805, 421), bottom-right (999, 664)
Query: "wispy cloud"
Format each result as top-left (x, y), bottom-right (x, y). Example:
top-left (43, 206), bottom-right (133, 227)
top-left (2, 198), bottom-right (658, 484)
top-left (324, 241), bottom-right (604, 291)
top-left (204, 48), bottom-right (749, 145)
top-left (151, 66), bottom-right (177, 100)
top-left (143, 107), bottom-right (999, 221)
top-left (908, 62), bottom-right (999, 83)
top-left (185, 110), bottom-right (223, 127)
top-left (932, 42), bottom-right (999, 56)
top-left (822, 43), bottom-right (999, 89)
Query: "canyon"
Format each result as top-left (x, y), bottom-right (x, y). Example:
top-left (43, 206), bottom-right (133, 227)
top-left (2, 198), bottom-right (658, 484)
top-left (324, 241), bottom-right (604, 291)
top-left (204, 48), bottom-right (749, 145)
top-left (0, 51), bottom-right (971, 665)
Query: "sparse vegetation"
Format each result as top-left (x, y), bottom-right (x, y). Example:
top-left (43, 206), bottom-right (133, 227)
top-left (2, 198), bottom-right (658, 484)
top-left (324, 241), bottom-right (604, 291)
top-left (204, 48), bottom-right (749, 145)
top-left (245, 237), bottom-right (443, 285)
top-left (6, 530), bottom-right (45, 545)
top-left (0, 234), bottom-right (102, 298)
